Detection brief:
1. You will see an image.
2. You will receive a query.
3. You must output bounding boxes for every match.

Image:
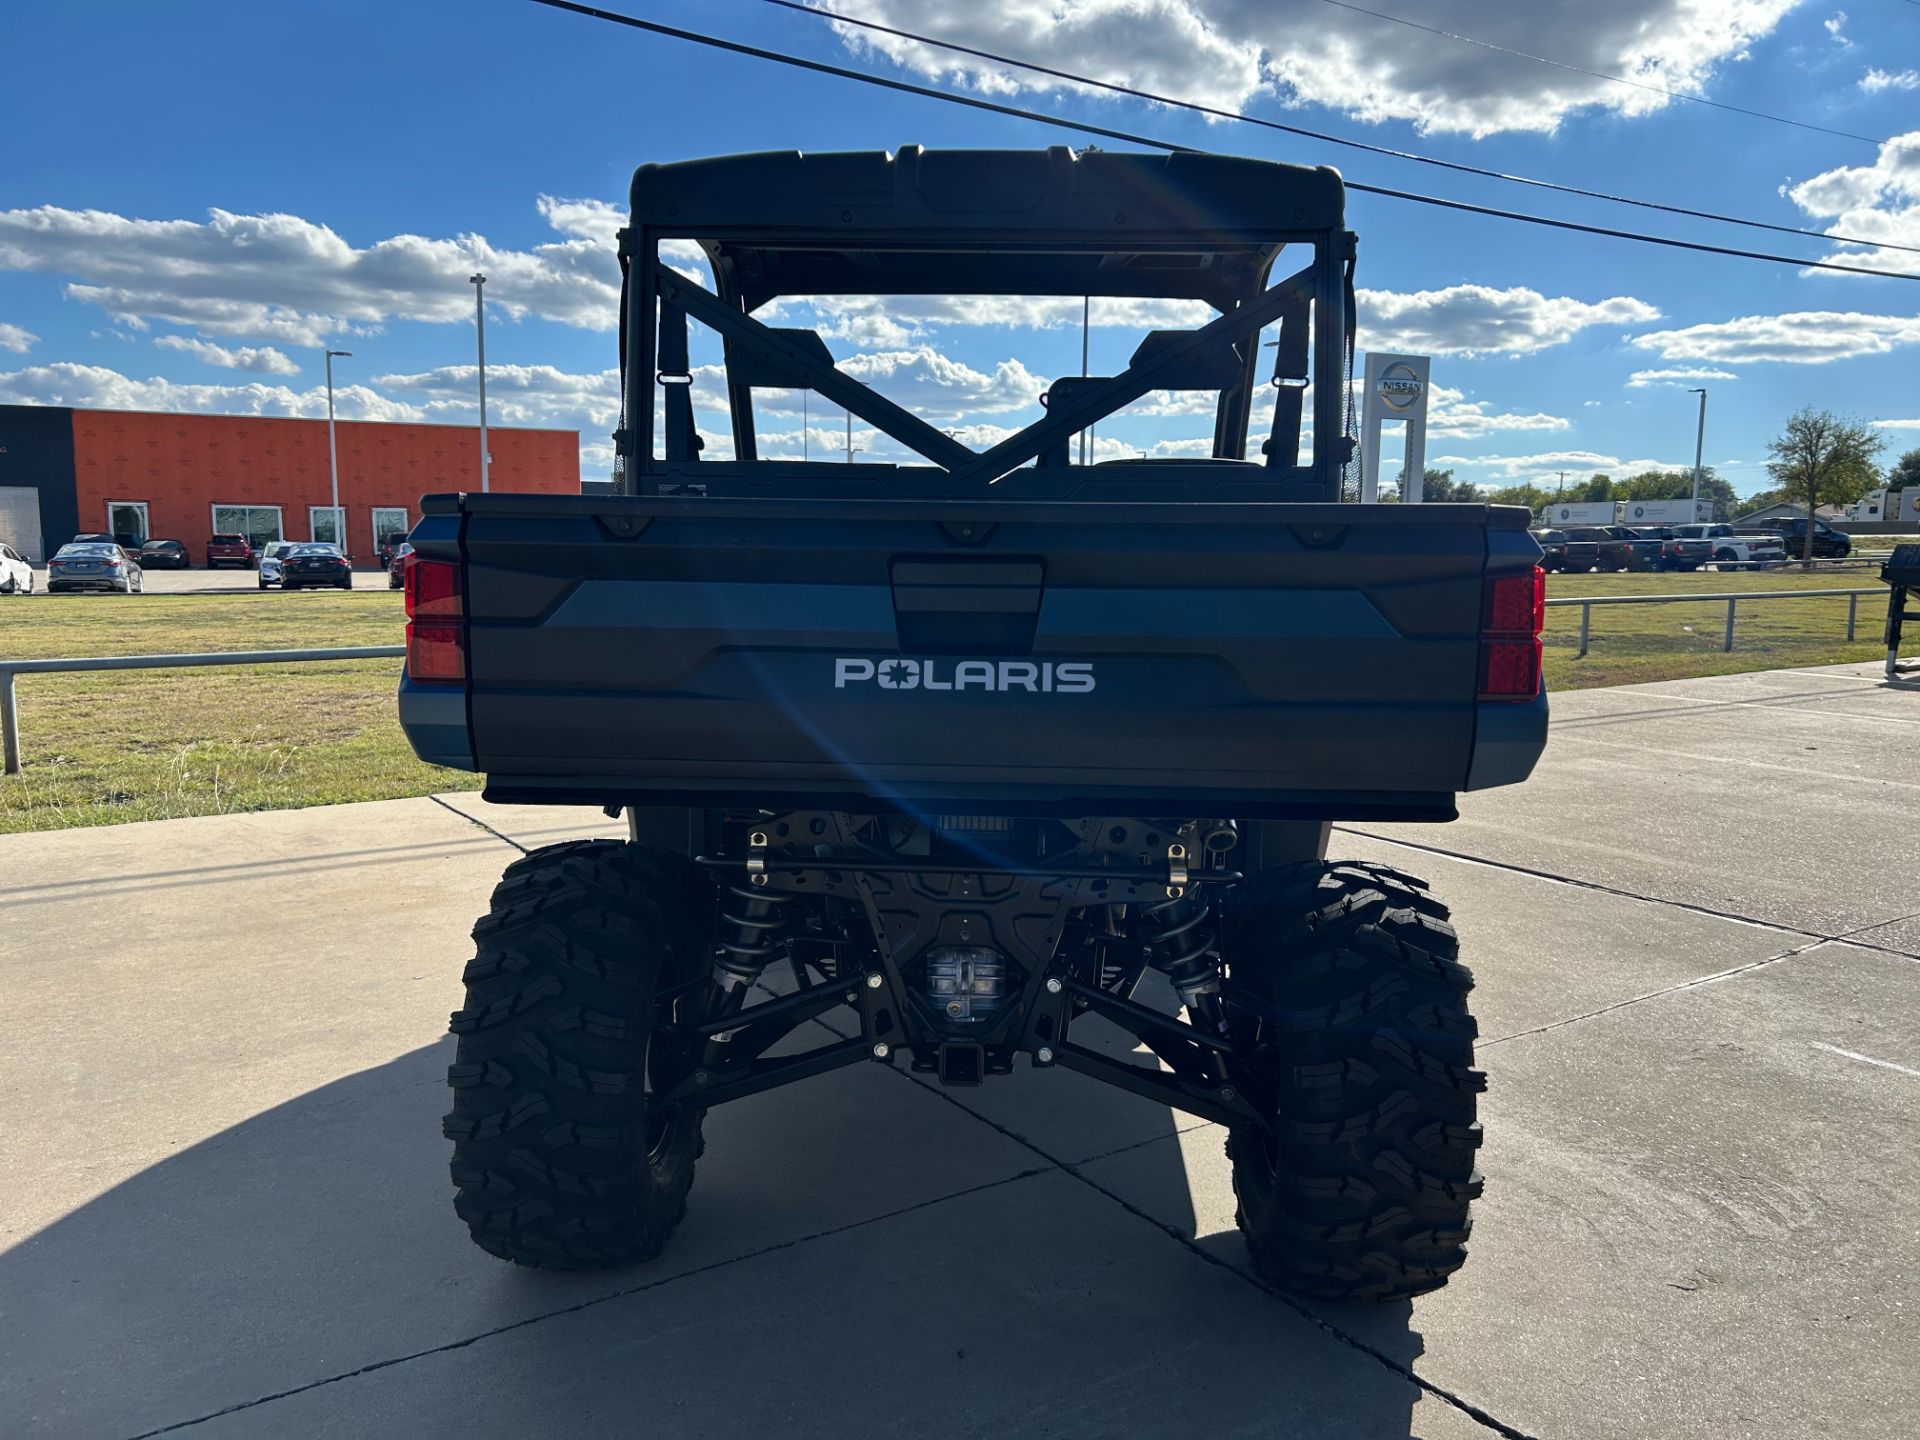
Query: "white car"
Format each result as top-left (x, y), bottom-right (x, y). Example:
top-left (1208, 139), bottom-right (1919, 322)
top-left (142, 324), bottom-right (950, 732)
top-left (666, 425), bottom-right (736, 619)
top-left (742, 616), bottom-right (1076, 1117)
top-left (257, 541), bottom-right (299, 589)
top-left (0, 541), bottom-right (32, 594)
top-left (1671, 523), bottom-right (1785, 570)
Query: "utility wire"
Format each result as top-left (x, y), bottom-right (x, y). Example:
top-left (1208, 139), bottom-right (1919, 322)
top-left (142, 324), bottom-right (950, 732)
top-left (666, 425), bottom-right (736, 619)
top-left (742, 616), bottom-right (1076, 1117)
top-left (522, 0), bottom-right (1920, 285)
top-left (1311, 0), bottom-right (1917, 155)
top-left (763, 0), bottom-right (1920, 256)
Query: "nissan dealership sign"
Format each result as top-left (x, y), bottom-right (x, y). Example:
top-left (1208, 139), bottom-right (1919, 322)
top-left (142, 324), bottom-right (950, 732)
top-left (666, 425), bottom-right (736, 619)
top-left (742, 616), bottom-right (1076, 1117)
top-left (1360, 352), bottom-right (1433, 503)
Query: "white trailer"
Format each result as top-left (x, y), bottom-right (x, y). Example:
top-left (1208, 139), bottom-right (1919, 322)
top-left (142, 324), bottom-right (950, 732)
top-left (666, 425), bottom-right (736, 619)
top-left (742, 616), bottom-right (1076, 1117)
top-left (1541, 502), bottom-right (1617, 526)
top-left (1617, 498), bottom-right (1711, 526)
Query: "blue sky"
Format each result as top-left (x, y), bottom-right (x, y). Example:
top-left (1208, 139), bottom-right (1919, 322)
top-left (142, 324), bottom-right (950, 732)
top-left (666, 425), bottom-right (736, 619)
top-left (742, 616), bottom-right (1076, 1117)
top-left (3, 0), bottom-right (1918, 493)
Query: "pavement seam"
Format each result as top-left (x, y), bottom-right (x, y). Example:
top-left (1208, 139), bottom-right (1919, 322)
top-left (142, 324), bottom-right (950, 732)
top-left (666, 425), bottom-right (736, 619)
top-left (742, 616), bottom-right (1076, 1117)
top-left (426, 794), bottom-right (528, 855)
top-left (873, 1058), bottom-right (1538, 1439)
top-left (122, 1166), bottom-right (1052, 1439)
top-left (1477, 935), bottom-right (1830, 1051)
top-left (1336, 827), bottom-right (1920, 962)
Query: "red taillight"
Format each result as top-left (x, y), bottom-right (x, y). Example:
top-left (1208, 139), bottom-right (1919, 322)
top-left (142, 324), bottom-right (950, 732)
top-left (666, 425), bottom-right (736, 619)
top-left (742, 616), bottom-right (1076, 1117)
top-left (1479, 566), bottom-right (1544, 702)
top-left (404, 554), bottom-right (464, 683)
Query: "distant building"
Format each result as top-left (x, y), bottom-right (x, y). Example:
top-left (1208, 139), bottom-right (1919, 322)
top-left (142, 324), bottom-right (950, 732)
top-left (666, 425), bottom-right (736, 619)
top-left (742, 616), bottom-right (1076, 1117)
top-left (1734, 500), bottom-right (1847, 524)
top-left (0, 403), bottom-right (579, 561)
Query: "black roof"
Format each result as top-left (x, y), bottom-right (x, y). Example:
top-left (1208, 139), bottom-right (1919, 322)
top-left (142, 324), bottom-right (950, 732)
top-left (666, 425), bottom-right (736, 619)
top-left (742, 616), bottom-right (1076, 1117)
top-left (629, 146), bottom-right (1346, 309)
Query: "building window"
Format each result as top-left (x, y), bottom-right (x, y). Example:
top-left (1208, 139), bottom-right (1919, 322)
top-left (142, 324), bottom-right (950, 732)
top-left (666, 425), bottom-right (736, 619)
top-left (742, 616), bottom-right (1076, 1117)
top-left (309, 506), bottom-right (346, 548)
top-left (370, 507), bottom-right (410, 553)
top-left (211, 504), bottom-right (283, 550)
top-left (106, 500), bottom-right (149, 547)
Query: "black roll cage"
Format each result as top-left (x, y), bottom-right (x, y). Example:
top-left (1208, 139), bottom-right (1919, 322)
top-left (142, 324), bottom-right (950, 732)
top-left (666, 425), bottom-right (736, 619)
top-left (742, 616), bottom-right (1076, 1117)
top-left (613, 146), bottom-right (1356, 501)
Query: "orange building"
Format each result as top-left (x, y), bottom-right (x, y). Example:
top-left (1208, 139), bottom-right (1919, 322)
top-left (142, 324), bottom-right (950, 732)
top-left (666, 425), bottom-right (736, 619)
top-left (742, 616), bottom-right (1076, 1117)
top-left (0, 404), bottom-right (578, 563)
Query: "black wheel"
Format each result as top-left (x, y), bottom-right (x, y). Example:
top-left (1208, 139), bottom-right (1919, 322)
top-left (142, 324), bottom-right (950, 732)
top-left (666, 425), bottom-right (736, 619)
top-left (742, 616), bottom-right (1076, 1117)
top-left (258, 576), bottom-right (270, 589)
top-left (444, 839), bottom-right (716, 1270)
top-left (1223, 860), bottom-right (1482, 1301)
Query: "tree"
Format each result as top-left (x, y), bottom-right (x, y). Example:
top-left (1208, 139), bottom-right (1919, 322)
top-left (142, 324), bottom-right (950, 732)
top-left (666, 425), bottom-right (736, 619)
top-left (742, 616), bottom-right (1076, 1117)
top-left (1613, 467), bottom-right (1738, 521)
top-left (1485, 481), bottom-right (1554, 512)
top-left (1387, 466), bottom-right (1479, 502)
top-left (1888, 446), bottom-right (1920, 492)
top-left (1561, 473), bottom-right (1613, 504)
top-left (1765, 407), bottom-right (1885, 558)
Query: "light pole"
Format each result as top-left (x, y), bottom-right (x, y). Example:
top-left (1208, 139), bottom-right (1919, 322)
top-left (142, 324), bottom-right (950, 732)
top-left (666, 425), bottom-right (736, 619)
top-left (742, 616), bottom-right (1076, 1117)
top-left (470, 274), bottom-right (491, 491)
top-left (1686, 387), bottom-right (1708, 520)
top-left (324, 348), bottom-right (352, 546)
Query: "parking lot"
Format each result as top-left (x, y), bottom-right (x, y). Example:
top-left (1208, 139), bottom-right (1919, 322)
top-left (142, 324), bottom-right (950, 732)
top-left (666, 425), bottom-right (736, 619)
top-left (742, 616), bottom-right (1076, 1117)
top-left (2, 660), bottom-right (1915, 1439)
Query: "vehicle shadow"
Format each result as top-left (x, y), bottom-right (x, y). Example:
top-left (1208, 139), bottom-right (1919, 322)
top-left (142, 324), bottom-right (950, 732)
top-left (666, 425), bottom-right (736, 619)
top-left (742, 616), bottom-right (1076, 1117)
top-left (0, 1030), bottom-right (1429, 1439)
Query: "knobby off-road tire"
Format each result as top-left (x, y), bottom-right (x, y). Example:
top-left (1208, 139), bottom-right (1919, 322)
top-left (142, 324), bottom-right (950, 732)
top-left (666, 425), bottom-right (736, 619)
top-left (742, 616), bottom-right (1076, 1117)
top-left (1223, 861), bottom-right (1483, 1301)
top-left (444, 839), bottom-right (715, 1269)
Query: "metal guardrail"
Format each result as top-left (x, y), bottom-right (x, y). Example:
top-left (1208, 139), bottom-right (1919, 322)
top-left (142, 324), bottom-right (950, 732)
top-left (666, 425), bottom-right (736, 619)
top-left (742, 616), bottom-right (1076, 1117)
top-left (0, 646), bottom-right (404, 776)
top-left (1549, 588), bottom-right (1883, 659)
top-left (0, 590), bottom-right (1898, 774)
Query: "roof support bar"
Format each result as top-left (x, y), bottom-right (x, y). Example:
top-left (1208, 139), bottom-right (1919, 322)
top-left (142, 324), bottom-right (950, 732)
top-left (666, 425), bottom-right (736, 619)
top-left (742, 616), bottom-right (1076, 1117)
top-left (945, 264), bottom-right (1317, 486)
top-left (654, 263), bottom-right (978, 473)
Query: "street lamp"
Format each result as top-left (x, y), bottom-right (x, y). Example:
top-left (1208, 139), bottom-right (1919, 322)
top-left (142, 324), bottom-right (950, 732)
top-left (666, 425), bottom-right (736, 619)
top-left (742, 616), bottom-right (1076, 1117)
top-left (470, 274), bottom-right (490, 492)
top-left (1687, 387), bottom-right (1708, 520)
top-left (324, 349), bottom-right (352, 547)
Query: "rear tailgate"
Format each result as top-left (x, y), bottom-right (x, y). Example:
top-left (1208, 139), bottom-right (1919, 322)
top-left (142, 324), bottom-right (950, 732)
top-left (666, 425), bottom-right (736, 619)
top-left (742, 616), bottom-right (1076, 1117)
top-left (401, 494), bottom-right (1545, 817)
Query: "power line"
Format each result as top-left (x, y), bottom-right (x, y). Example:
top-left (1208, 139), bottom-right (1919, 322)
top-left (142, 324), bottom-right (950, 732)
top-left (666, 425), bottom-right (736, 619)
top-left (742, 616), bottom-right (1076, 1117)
top-left (1311, 0), bottom-right (1917, 155)
top-left (762, 0), bottom-right (1920, 257)
top-left (521, 0), bottom-right (1920, 285)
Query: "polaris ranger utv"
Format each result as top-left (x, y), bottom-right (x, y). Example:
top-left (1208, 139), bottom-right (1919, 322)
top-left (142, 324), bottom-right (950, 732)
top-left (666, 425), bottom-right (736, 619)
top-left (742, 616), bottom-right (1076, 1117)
top-left (399, 146), bottom-right (1547, 1300)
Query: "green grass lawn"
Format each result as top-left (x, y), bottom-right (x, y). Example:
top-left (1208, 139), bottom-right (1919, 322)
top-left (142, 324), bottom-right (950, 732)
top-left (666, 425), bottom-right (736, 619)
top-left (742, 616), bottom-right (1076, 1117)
top-left (0, 566), bottom-right (1896, 834)
top-left (1544, 566), bottom-right (1887, 690)
top-left (0, 589), bottom-right (477, 834)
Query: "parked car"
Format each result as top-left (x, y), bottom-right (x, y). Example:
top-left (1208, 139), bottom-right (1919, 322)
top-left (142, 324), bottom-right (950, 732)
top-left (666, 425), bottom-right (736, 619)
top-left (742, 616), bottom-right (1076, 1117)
top-left (1559, 525), bottom-right (1636, 571)
top-left (1601, 524), bottom-right (1662, 571)
top-left (256, 541), bottom-right (299, 589)
top-left (1, 541), bottom-right (33, 594)
top-left (1738, 515), bottom-right (1853, 559)
top-left (1671, 523), bottom-right (1784, 569)
top-left (1531, 527), bottom-right (1599, 572)
top-left (388, 540), bottom-right (413, 589)
top-left (70, 532), bottom-right (117, 545)
top-left (1641, 526), bottom-right (1712, 571)
top-left (279, 543), bottom-right (354, 591)
top-left (206, 532), bottom-right (257, 570)
top-left (139, 538), bottom-right (192, 570)
top-left (377, 531), bottom-right (411, 568)
top-left (47, 542), bottom-right (143, 593)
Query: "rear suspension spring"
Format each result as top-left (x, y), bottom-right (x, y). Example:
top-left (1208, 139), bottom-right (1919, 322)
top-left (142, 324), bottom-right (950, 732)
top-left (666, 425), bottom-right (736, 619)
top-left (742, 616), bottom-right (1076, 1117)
top-left (714, 882), bottom-right (795, 993)
top-left (1141, 889), bottom-right (1225, 1031)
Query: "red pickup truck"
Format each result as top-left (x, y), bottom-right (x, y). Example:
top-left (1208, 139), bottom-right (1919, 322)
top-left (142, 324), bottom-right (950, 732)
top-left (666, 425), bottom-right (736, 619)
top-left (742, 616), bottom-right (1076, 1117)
top-left (205, 532), bottom-right (256, 570)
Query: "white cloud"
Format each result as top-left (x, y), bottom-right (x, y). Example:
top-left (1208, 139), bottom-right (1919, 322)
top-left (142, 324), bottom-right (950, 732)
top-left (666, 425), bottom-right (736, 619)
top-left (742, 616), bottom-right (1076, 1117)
top-left (0, 321), bottom-right (35, 353)
top-left (1433, 449), bottom-right (1625, 478)
top-left (1875, 417), bottom-right (1920, 430)
top-left (0, 361), bottom-right (425, 421)
top-left (1860, 68), bottom-right (1920, 93)
top-left (1783, 131), bottom-right (1920, 275)
top-left (1824, 9), bottom-right (1849, 43)
top-left (1626, 366), bottom-right (1738, 387)
top-left (799, 292), bottom-right (1210, 336)
top-left (153, 334), bottom-right (299, 375)
top-left (1425, 384), bottom-right (1569, 438)
top-left (1631, 311), bottom-right (1920, 363)
top-left (0, 198), bottom-right (622, 345)
top-left (1359, 285), bottom-right (1659, 356)
top-left (374, 363), bottom-right (620, 428)
top-left (820, 0), bottom-right (1800, 138)
top-left (838, 346), bottom-right (1048, 417)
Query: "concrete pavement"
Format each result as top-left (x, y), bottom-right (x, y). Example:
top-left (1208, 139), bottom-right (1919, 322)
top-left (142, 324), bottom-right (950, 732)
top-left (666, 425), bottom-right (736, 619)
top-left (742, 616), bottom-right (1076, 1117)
top-left (2, 662), bottom-right (1916, 1437)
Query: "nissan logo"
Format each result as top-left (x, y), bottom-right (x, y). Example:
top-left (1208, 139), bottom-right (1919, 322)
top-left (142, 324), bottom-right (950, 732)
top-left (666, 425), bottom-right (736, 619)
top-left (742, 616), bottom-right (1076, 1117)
top-left (1376, 361), bottom-right (1423, 412)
